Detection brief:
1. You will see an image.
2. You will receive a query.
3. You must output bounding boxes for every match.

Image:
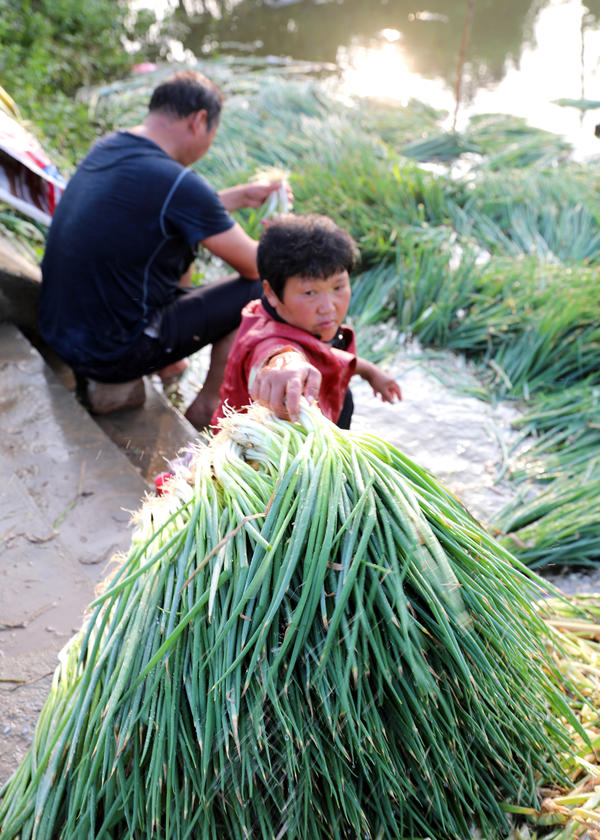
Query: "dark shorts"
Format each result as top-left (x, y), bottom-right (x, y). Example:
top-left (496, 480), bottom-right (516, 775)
top-left (337, 388), bottom-right (354, 429)
top-left (73, 275), bottom-right (262, 383)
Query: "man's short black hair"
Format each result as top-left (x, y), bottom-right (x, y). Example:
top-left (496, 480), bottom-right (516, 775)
top-left (149, 70), bottom-right (223, 129)
top-left (257, 214), bottom-right (359, 300)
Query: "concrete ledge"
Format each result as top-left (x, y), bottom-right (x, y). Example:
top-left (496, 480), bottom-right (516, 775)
top-left (0, 322), bottom-right (149, 786)
top-left (0, 321), bottom-right (149, 659)
top-left (0, 235), bottom-right (201, 482)
top-left (0, 323), bottom-right (201, 784)
top-left (93, 377), bottom-right (200, 482)
top-left (0, 234), bottom-right (41, 333)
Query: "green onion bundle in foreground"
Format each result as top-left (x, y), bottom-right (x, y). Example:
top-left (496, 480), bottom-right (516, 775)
top-left (0, 404), bottom-right (580, 839)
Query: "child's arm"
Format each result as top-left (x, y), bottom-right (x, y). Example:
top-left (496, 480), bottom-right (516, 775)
top-left (250, 348), bottom-right (321, 421)
top-left (355, 357), bottom-right (402, 403)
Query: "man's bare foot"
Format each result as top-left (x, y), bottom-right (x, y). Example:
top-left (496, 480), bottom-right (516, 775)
top-left (157, 358), bottom-right (188, 382)
top-left (184, 394), bottom-right (219, 431)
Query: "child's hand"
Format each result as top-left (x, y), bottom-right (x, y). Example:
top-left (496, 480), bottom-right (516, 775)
top-left (356, 359), bottom-right (402, 404)
top-left (251, 350), bottom-right (321, 421)
top-left (369, 370), bottom-right (402, 403)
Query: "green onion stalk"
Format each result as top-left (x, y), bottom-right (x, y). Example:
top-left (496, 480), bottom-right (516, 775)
top-left (0, 404), bottom-right (582, 839)
top-left (243, 165), bottom-right (291, 238)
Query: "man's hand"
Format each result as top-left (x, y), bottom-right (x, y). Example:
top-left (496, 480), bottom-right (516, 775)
top-left (251, 350), bottom-right (321, 421)
top-left (219, 181), bottom-right (293, 212)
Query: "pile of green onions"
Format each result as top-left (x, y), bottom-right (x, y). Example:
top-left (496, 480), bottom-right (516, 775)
top-left (0, 404), bottom-right (581, 839)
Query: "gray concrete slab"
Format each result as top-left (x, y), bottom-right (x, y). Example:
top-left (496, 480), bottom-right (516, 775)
top-left (0, 323), bottom-right (150, 656)
top-left (93, 376), bottom-right (200, 483)
top-left (0, 230), bottom-right (200, 482)
top-left (0, 323), bottom-right (150, 784)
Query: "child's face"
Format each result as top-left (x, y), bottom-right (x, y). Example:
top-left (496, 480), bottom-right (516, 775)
top-left (263, 270), bottom-right (351, 342)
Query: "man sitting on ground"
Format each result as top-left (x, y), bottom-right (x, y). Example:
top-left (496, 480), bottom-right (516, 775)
top-left (38, 69), bottom-right (286, 428)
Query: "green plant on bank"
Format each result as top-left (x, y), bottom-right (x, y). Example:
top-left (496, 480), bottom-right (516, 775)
top-left (437, 258), bottom-right (600, 398)
top-left (348, 229), bottom-right (480, 353)
top-left (0, 0), bottom-right (170, 169)
top-left (488, 383), bottom-right (600, 569)
top-left (0, 211), bottom-right (46, 263)
top-left (0, 404), bottom-right (585, 840)
top-left (508, 383), bottom-right (600, 485)
top-left (464, 114), bottom-right (573, 169)
top-left (494, 468), bottom-right (600, 569)
top-left (447, 165), bottom-right (600, 263)
top-left (293, 149), bottom-right (461, 266)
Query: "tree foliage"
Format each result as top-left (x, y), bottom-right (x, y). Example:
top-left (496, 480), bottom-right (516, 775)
top-left (0, 0), bottom-right (156, 165)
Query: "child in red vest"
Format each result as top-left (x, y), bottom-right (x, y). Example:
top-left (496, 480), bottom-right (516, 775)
top-left (211, 214), bottom-right (401, 428)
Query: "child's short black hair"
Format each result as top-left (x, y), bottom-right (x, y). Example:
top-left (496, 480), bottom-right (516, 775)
top-left (257, 214), bottom-right (359, 300)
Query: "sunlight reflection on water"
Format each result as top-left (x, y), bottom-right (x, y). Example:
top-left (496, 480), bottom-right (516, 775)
top-left (336, 0), bottom-right (600, 158)
top-left (132, 0), bottom-right (600, 158)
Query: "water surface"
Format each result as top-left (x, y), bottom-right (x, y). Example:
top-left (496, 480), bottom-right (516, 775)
top-left (132, 0), bottom-right (600, 157)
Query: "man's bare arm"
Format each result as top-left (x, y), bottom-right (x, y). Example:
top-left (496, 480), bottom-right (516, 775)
top-left (201, 223), bottom-right (260, 279)
top-left (218, 181), bottom-right (287, 212)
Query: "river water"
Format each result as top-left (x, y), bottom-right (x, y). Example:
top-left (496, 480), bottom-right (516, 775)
top-left (132, 0), bottom-right (600, 159)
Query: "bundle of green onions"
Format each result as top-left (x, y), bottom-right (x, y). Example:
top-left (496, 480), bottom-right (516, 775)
top-left (244, 165), bottom-right (291, 237)
top-left (0, 404), bottom-right (581, 839)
